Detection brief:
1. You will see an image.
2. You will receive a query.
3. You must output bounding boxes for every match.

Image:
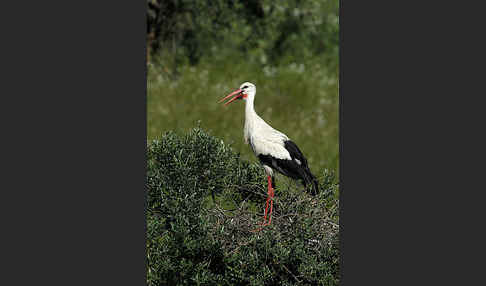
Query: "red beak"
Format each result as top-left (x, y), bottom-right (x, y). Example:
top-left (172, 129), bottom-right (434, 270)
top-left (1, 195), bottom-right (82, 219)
top-left (219, 89), bottom-right (243, 106)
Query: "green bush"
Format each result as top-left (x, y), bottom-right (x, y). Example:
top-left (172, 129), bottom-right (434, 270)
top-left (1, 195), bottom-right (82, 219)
top-left (147, 128), bottom-right (339, 285)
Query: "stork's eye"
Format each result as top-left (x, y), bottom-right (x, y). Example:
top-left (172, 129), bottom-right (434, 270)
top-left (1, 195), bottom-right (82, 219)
top-left (242, 85), bottom-right (248, 89)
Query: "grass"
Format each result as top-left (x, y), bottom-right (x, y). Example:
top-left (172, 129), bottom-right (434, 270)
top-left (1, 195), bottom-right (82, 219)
top-left (147, 55), bottom-right (339, 177)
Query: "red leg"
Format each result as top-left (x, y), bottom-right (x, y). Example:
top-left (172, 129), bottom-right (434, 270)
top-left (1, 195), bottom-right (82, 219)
top-left (262, 176), bottom-right (272, 223)
top-left (262, 177), bottom-right (275, 226)
top-left (263, 195), bottom-right (270, 222)
top-left (251, 176), bottom-right (274, 232)
top-left (263, 176), bottom-right (272, 222)
top-left (268, 187), bottom-right (274, 224)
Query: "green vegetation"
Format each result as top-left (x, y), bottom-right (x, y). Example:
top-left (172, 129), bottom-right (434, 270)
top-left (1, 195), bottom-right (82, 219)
top-left (147, 0), bottom-right (338, 67)
top-left (147, 0), bottom-right (339, 284)
top-left (147, 56), bottom-right (338, 175)
top-left (147, 1), bottom-right (339, 173)
top-left (147, 129), bottom-right (339, 285)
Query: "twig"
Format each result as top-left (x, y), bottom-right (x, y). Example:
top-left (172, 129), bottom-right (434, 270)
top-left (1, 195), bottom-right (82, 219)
top-left (327, 221), bottom-right (339, 228)
top-left (281, 264), bottom-right (301, 283)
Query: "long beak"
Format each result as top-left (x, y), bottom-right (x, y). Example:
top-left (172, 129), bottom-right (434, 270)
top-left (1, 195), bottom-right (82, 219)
top-left (219, 89), bottom-right (242, 106)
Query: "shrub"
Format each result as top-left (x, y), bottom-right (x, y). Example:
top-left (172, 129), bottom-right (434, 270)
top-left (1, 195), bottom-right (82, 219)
top-left (147, 128), bottom-right (339, 285)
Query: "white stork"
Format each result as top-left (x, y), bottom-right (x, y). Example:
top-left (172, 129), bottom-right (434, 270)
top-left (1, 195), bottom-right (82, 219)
top-left (219, 82), bottom-right (318, 228)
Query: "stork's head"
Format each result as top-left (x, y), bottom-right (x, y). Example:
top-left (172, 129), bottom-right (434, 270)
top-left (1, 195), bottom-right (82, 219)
top-left (219, 82), bottom-right (256, 106)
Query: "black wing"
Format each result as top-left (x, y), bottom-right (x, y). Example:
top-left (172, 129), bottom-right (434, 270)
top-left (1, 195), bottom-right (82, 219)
top-left (284, 140), bottom-right (309, 167)
top-left (258, 140), bottom-right (319, 195)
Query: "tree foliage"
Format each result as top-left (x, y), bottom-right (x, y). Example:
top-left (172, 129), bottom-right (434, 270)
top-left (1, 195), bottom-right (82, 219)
top-left (147, 128), bottom-right (339, 285)
top-left (147, 0), bottom-right (339, 66)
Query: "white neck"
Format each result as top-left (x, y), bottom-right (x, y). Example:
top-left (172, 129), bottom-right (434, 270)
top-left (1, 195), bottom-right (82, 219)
top-left (245, 93), bottom-right (256, 116)
top-left (243, 93), bottom-right (258, 143)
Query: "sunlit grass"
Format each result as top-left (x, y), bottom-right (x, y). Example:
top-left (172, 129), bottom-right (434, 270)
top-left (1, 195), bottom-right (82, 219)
top-left (147, 56), bottom-right (339, 177)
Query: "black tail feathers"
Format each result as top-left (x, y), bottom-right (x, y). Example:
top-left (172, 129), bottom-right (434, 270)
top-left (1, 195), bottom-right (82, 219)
top-left (302, 167), bottom-right (319, 195)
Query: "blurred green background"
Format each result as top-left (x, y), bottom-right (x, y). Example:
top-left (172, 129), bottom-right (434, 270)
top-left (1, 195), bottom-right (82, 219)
top-left (147, 0), bottom-right (339, 175)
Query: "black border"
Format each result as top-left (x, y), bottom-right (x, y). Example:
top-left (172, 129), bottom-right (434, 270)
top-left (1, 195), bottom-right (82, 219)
top-left (339, 0), bottom-right (344, 283)
top-left (2, 1), bottom-right (147, 284)
top-left (3, 0), bottom-right (484, 284)
top-left (341, 1), bottom-right (485, 285)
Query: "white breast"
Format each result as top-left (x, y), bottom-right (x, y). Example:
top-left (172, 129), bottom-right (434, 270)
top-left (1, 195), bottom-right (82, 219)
top-left (245, 114), bottom-right (291, 160)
